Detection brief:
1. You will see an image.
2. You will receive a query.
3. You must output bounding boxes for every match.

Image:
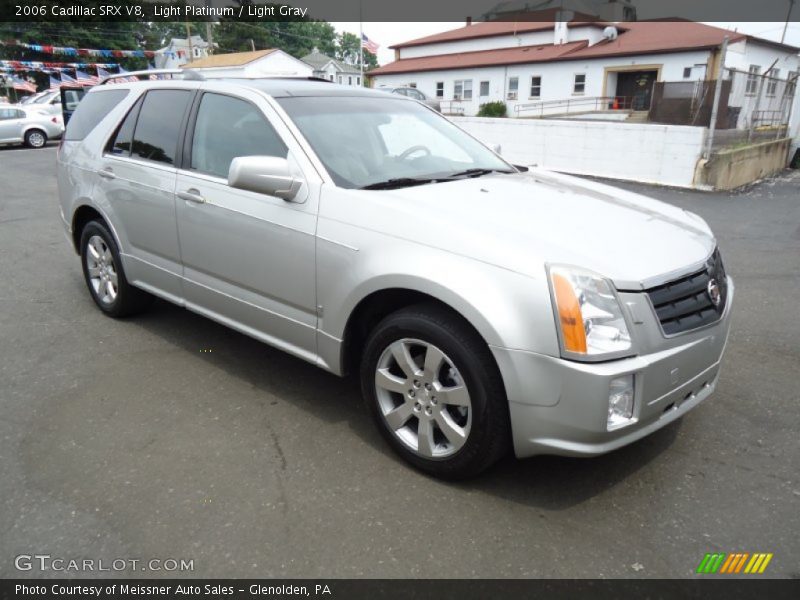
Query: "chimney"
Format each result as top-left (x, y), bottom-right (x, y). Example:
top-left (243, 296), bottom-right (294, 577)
top-left (466, 16), bottom-right (472, 26)
top-left (554, 10), bottom-right (574, 45)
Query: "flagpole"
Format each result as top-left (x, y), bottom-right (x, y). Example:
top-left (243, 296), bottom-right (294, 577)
top-left (359, 1), bottom-right (364, 86)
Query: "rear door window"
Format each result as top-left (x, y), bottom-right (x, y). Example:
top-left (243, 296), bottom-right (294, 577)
top-left (64, 89), bottom-right (129, 141)
top-left (130, 90), bottom-right (192, 165)
top-left (106, 97), bottom-right (143, 156)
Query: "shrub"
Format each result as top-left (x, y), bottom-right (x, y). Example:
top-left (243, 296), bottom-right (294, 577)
top-left (477, 101), bottom-right (508, 118)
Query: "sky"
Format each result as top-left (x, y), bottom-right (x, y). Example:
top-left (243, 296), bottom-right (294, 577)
top-left (332, 22), bottom-right (800, 66)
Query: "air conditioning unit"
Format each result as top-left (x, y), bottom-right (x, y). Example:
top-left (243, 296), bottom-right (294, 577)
top-left (507, 92), bottom-right (518, 100)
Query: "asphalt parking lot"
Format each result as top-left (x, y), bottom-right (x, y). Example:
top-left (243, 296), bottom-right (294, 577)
top-left (1, 145), bottom-right (798, 579)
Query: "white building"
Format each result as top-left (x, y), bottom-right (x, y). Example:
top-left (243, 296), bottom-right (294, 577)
top-left (368, 20), bottom-right (800, 118)
top-left (155, 36), bottom-right (211, 69)
top-left (302, 48), bottom-right (363, 86)
top-left (182, 49), bottom-right (313, 78)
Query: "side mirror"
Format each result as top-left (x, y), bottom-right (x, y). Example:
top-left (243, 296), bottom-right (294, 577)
top-left (228, 156), bottom-right (303, 201)
top-left (490, 143), bottom-right (502, 155)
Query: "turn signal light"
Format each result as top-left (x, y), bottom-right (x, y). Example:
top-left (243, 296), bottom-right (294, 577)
top-left (552, 273), bottom-right (588, 353)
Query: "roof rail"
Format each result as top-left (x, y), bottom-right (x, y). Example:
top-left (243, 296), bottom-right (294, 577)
top-left (99, 69), bottom-right (205, 85)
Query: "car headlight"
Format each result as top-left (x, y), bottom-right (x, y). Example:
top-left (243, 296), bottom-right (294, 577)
top-left (548, 265), bottom-right (633, 360)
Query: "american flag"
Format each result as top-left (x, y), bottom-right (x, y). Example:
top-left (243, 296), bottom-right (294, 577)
top-left (117, 67), bottom-right (139, 83)
top-left (10, 75), bottom-right (36, 93)
top-left (59, 71), bottom-right (77, 86)
top-left (361, 33), bottom-right (379, 55)
top-left (75, 69), bottom-right (98, 86)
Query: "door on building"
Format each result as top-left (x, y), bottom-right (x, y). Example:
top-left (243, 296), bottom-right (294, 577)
top-left (616, 70), bottom-right (658, 110)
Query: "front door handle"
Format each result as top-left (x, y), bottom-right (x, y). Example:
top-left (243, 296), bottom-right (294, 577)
top-left (177, 189), bottom-right (206, 204)
top-left (97, 167), bottom-right (115, 180)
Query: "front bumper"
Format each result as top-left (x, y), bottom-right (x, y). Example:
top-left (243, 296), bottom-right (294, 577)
top-left (493, 278), bottom-right (734, 458)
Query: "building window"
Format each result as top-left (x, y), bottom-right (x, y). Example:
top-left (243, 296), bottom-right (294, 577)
top-left (479, 81), bottom-right (490, 96)
top-left (435, 81), bottom-right (444, 98)
top-left (454, 79), bottom-right (472, 100)
top-left (683, 67), bottom-right (692, 79)
top-left (507, 76), bottom-right (518, 100)
top-left (573, 73), bottom-right (585, 94)
top-left (745, 65), bottom-right (760, 95)
top-left (329, 74), bottom-right (334, 81)
top-left (766, 68), bottom-right (779, 96)
top-left (530, 76), bottom-right (542, 98)
top-left (356, 76), bottom-right (361, 86)
top-left (348, 76), bottom-right (352, 85)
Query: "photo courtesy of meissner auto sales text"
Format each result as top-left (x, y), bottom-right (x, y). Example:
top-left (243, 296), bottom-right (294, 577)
top-left (0, 0), bottom-right (798, 598)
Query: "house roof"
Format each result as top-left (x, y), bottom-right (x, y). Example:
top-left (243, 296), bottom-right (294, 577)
top-left (183, 49), bottom-right (277, 69)
top-left (301, 50), bottom-right (360, 74)
top-left (390, 20), bottom-right (605, 49)
top-left (371, 21), bottom-right (799, 77)
top-left (369, 41), bottom-right (589, 75)
top-left (158, 35), bottom-right (209, 53)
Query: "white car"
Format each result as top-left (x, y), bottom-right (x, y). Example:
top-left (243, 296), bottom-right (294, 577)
top-left (0, 105), bottom-right (64, 148)
top-left (23, 90), bottom-right (63, 115)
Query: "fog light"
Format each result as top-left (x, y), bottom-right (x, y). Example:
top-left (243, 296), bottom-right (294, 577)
top-left (607, 375), bottom-right (635, 430)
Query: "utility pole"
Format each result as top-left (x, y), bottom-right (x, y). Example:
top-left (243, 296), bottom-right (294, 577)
top-left (185, 19), bottom-right (194, 60)
top-left (704, 36), bottom-right (728, 160)
top-left (205, 0), bottom-right (214, 54)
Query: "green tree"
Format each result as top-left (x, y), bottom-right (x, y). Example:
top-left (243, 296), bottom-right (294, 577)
top-left (336, 32), bottom-right (378, 70)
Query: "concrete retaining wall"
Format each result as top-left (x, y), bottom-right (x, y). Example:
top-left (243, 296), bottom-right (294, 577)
top-left (450, 116), bottom-right (707, 188)
top-left (695, 138), bottom-right (792, 191)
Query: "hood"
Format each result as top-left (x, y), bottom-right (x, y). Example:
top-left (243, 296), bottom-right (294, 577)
top-left (350, 169), bottom-right (715, 290)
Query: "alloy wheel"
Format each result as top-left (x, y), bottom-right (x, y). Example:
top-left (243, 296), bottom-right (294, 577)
top-left (85, 235), bottom-right (118, 305)
top-left (374, 338), bottom-right (472, 459)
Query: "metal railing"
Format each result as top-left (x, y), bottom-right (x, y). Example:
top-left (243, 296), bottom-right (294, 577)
top-left (440, 100), bottom-right (465, 116)
top-left (514, 96), bottom-right (633, 117)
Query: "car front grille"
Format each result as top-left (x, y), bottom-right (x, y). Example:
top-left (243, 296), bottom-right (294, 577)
top-left (645, 249), bottom-right (728, 336)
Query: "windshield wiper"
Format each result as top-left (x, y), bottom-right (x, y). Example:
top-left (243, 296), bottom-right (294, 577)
top-left (360, 168), bottom-right (516, 190)
top-left (360, 177), bottom-right (443, 190)
top-left (447, 168), bottom-right (515, 179)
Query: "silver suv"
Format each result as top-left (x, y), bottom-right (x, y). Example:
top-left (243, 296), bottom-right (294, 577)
top-left (57, 74), bottom-right (733, 479)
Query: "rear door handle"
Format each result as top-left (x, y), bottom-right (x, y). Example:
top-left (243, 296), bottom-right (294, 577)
top-left (97, 167), bottom-right (115, 180)
top-left (177, 189), bottom-right (206, 204)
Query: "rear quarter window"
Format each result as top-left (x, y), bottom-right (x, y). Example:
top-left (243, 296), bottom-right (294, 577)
top-left (64, 89), bottom-right (129, 141)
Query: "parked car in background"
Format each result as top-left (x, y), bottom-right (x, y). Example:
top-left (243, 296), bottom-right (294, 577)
top-left (57, 75), bottom-right (732, 479)
top-left (18, 91), bottom-right (47, 105)
top-left (0, 106), bottom-right (63, 148)
top-left (379, 86), bottom-right (441, 112)
top-left (24, 90), bottom-right (63, 115)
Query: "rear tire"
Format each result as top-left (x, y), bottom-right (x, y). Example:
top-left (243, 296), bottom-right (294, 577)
top-left (360, 303), bottom-right (510, 479)
top-left (79, 220), bottom-right (153, 317)
top-left (24, 129), bottom-right (47, 149)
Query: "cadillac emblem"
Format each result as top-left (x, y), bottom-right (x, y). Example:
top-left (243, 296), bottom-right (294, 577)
top-left (707, 278), bottom-right (721, 307)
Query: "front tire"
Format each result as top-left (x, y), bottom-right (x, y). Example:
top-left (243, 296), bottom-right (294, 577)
top-left (24, 129), bottom-right (47, 148)
top-left (79, 220), bottom-right (153, 317)
top-left (361, 303), bottom-right (510, 479)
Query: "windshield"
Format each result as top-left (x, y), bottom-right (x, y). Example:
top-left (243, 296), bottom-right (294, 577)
top-left (277, 96), bottom-right (514, 189)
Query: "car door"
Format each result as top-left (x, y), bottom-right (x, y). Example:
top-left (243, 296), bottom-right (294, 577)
top-left (175, 89), bottom-right (320, 361)
top-left (95, 88), bottom-right (194, 302)
top-left (60, 86), bottom-right (86, 125)
top-left (0, 108), bottom-right (23, 143)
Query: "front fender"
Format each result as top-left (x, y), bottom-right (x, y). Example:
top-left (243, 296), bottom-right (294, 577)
top-left (315, 216), bottom-right (560, 374)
